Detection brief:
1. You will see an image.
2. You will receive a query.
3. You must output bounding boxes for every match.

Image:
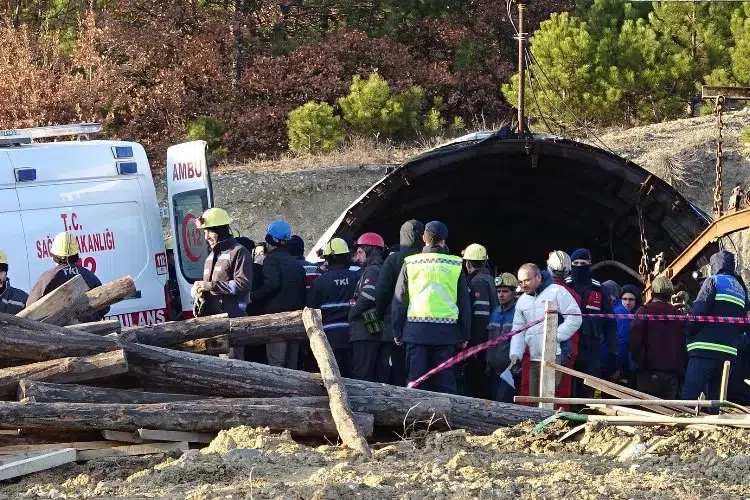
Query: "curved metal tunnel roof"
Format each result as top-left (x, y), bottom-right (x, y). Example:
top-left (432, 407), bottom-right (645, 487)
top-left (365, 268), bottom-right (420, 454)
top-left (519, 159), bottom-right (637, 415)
top-left (310, 131), bottom-right (711, 286)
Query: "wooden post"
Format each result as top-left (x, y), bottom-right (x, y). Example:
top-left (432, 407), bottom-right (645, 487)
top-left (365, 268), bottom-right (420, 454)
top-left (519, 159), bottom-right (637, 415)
top-left (720, 360), bottom-right (731, 402)
top-left (539, 300), bottom-right (558, 409)
top-left (17, 275), bottom-right (89, 325)
top-left (302, 307), bottom-right (372, 458)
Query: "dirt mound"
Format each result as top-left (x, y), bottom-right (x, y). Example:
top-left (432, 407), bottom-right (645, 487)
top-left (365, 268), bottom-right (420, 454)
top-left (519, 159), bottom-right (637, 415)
top-left (3, 424), bottom-right (750, 499)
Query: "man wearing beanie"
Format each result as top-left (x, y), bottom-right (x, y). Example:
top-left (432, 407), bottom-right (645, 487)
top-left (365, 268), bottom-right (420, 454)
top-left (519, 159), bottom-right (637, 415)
top-left (392, 221), bottom-right (471, 394)
top-left (565, 248), bottom-right (617, 396)
top-left (0, 251), bottom-right (28, 315)
top-left (287, 235), bottom-right (321, 292)
top-left (630, 276), bottom-right (685, 398)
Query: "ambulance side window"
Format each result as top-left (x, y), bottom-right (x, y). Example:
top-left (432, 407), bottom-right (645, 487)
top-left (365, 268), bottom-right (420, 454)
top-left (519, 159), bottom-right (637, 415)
top-left (173, 190), bottom-right (209, 283)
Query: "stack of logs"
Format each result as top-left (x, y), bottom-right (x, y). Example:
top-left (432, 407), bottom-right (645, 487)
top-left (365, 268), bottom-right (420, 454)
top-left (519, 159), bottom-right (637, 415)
top-left (0, 274), bottom-right (554, 466)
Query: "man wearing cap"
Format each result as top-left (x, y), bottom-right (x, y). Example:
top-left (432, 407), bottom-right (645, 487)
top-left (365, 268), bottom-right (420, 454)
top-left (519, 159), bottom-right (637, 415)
top-left (460, 243), bottom-right (499, 398)
top-left (391, 221), bottom-right (471, 394)
top-left (308, 238), bottom-right (361, 376)
top-left (630, 276), bottom-right (685, 398)
top-left (192, 208), bottom-right (253, 360)
top-left (0, 251), bottom-right (28, 315)
top-left (250, 219), bottom-right (306, 368)
top-left (349, 232), bottom-right (387, 382)
top-left (27, 231), bottom-right (109, 322)
top-left (487, 273), bottom-right (519, 402)
top-left (565, 248), bottom-right (617, 396)
top-left (375, 220), bottom-right (425, 386)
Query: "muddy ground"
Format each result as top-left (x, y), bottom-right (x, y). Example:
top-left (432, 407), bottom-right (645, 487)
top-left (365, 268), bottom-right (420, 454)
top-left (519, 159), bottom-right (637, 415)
top-left (3, 422), bottom-right (749, 499)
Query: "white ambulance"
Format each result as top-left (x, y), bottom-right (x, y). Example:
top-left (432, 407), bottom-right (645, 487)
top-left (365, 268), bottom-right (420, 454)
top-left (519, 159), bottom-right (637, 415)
top-left (0, 123), bottom-right (213, 325)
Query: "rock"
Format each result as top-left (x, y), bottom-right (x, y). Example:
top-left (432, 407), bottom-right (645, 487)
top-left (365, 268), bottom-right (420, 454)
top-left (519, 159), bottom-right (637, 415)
top-left (225, 449), bottom-right (262, 461)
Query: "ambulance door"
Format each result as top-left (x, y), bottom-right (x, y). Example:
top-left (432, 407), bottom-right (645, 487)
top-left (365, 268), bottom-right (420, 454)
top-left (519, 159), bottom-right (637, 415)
top-left (0, 152), bottom-right (29, 294)
top-left (166, 141), bottom-right (213, 315)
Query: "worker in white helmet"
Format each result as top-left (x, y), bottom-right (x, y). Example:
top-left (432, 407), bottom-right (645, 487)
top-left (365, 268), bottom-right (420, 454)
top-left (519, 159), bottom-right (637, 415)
top-left (0, 250), bottom-right (29, 315)
top-left (26, 231), bottom-right (109, 321)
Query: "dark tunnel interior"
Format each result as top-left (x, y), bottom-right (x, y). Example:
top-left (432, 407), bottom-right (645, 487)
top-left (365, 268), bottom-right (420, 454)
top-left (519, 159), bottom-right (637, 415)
top-left (317, 135), bottom-right (712, 293)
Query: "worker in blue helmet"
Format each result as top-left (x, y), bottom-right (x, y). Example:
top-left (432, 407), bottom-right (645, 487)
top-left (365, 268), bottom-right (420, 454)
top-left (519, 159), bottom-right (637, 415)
top-left (250, 220), bottom-right (306, 369)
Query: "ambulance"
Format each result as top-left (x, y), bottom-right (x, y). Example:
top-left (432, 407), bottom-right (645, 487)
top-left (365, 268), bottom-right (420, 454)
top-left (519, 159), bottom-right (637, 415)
top-left (0, 123), bottom-right (213, 326)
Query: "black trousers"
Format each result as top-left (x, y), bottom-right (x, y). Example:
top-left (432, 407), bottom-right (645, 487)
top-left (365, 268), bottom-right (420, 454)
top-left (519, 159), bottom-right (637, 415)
top-left (405, 343), bottom-right (457, 394)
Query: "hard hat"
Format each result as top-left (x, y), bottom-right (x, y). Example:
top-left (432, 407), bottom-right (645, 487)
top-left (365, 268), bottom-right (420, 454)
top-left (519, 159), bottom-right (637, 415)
top-left (356, 232), bottom-right (385, 248)
top-left (320, 238), bottom-right (350, 256)
top-left (231, 228), bottom-right (240, 238)
top-left (51, 231), bottom-right (80, 257)
top-left (692, 264), bottom-right (711, 281)
top-left (196, 208), bottom-right (232, 229)
top-left (652, 275), bottom-right (675, 295)
top-left (495, 273), bottom-right (519, 289)
top-left (164, 236), bottom-right (174, 251)
top-left (266, 220), bottom-right (292, 242)
top-left (0, 250), bottom-right (7, 265)
top-left (547, 250), bottom-right (572, 274)
top-left (462, 243), bottom-right (488, 261)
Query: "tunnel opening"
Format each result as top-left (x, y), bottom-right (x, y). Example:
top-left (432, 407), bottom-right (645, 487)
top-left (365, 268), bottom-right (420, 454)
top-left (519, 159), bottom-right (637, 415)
top-left (310, 131), bottom-right (712, 291)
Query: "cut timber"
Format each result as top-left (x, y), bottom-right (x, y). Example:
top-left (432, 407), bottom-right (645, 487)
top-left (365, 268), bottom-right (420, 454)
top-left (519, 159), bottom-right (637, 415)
top-left (0, 441), bottom-right (128, 455)
top-left (119, 314), bottom-right (229, 346)
top-left (0, 312), bottom-right (120, 362)
top-left (720, 360), bottom-right (731, 401)
top-left (17, 275), bottom-right (89, 325)
top-left (0, 448), bottom-right (76, 481)
top-left (19, 380), bottom-right (211, 404)
top-left (0, 350), bottom-right (128, 397)
top-left (138, 429), bottom-right (214, 443)
top-left (303, 307), bottom-right (372, 457)
top-left (175, 334), bottom-right (230, 355)
top-left (229, 311), bottom-right (306, 346)
top-left (77, 276), bottom-right (136, 320)
top-left (101, 430), bottom-right (145, 444)
top-left (517, 396), bottom-right (723, 409)
top-left (65, 320), bottom-right (121, 336)
top-left (0, 400), bottom-right (374, 437)
top-left (583, 379), bottom-right (679, 416)
top-left (77, 442), bottom-right (188, 461)
top-left (124, 343), bottom-right (553, 433)
top-left (539, 300), bottom-right (558, 409)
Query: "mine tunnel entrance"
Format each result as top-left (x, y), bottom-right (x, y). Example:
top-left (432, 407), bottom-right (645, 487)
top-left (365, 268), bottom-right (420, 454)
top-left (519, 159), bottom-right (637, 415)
top-left (311, 132), bottom-right (712, 290)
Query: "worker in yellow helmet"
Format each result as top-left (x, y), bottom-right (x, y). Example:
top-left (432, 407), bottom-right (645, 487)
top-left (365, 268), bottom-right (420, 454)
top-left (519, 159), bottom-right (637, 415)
top-left (0, 250), bottom-right (29, 315)
top-left (458, 243), bottom-right (498, 398)
top-left (26, 231), bottom-right (109, 322)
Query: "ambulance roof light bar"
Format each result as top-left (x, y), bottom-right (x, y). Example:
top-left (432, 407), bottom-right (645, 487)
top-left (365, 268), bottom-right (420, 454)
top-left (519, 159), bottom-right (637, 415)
top-left (0, 123), bottom-right (102, 146)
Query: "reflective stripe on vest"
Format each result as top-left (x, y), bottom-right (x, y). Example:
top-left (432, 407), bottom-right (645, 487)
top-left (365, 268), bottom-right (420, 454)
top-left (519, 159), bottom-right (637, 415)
top-left (713, 275), bottom-right (746, 308)
top-left (404, 253), bottom-right (463, 324)
top-left (687, 341), bottom-right (738, 356)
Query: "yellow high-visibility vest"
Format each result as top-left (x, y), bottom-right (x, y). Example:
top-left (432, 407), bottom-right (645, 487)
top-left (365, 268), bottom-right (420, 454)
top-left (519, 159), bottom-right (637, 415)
top-left (404, 253), bottom-right (463, 324)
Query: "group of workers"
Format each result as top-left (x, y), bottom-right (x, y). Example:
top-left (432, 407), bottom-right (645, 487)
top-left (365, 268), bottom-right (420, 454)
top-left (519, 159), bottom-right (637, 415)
top-left (0, 232), bottom-right (109, 319)
top-left (186, 207), bottom-right (750, 404)
top-left (2, 208), bottom-right (747, 406)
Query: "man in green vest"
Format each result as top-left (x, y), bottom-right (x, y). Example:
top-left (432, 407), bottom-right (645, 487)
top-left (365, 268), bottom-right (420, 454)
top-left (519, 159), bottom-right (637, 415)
top-left (391, 221), bottom-right (471, 394)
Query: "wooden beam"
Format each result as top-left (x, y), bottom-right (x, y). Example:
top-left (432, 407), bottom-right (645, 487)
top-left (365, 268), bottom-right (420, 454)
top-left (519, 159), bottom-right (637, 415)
top-left (0, 350), bottom-right (128, 397)
top-left (303, 308), bottom-right (372, 457)
top-left (19, 380), bottom-right (210, 404)
top-left (77, 442), bottom-right (188, 461)
top-left (0, 441), bottom-right (129, 455)
top-left (702, 85), bottom-right (750, 100)
top-left (720, 360), bottom-right (731, 402)
top-left (119, 314), bottom-right (230, 346)
top-left (137, 429), bottom-right (214, 443)
top-left (101, 430), bottom-right (144, 444)
top-left (0, 448), bottom-right (76, 481)
top-left (17, 275), bottom-right (89, 325)
top-left (228, 311), bottom-right (306, 346)
top-left (539, 300), bottom-right (558, 409)
top-left (65, 320), bottom-right (121, 336)
top-left (516, 396), bottom-right (721, 408)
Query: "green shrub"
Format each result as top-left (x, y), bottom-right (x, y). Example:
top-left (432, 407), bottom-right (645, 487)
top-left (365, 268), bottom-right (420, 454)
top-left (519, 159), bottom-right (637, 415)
top-left (448, 116), bottom-right (466, 134)
top-left (741, 126), bottom-right (750, 148)
top-left (287, 101), bottom-right (344, 154)
top-left (185, 115), bottom-right (225, 153)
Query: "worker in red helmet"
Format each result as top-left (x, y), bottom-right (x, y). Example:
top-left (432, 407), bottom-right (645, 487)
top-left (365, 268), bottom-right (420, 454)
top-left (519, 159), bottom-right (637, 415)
top-left (348, 232), bottom-right (388, 382)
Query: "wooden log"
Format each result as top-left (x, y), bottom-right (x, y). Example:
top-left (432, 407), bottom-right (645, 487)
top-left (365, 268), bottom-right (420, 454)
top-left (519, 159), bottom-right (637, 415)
top-left (65, 320), bottom-right (121, 336)
top-left (303, 308), bottom-right (371, 457)
top-left (174, 335), bottom-right (230, 355)
top-left (17, 275), bottom-right (89, 325)
top-left (18, 380), bottom-right (210, 404)
top-left (77, 276), bottom-right (136, 320)
top-left (228, 311), bottom-right (306, 346)
top-left (119, 314), bottom-right (229, 346)
top-left (0, 448), bottom-right (76, 481)
top-left (539, 300), bottom-right (558, 409)
top-left (124, 343), bottom-right (553, 433)
top-left (77, 442), bottom-right (188, 461)
top-left (0, 401), bottom-right (375, 437)
top-left (0, 350), bottom-right (128, 397)
top-left (0, 312), bottom-right (120, 362)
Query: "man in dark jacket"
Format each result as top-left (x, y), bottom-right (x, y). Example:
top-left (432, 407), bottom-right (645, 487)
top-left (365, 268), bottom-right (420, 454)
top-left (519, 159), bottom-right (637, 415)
top-left (27, 231), bottom-right (109, 322)
top-left (566, 248), bottom-right (617, 396)
top-left (308, 237), bottom-right (360, 377)
top-left (0, 250), bottom-right (28, 315)
top-left (348, 232), bottom-right (387, 382)
top-left (392, 221), bottom-right (471, 394)
top-left (682, 250), bottom-right (748, 401)
top-left (250, 220), bottom-right (305, 368)
top-left (288, 235), bottom-right (322, 291)
top-left (460, 243), bottom-right (498, 398)
top-left (487, 272), bottom-right (519, 402)
top-left (630, 276), bottom-right (685, 399)
top-left (375, 220), bottom-right (424, 386)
